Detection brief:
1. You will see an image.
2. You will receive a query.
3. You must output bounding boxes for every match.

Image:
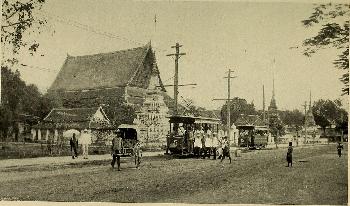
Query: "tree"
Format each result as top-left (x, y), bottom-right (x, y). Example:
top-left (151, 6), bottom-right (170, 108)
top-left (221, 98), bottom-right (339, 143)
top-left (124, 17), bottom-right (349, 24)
top-left (0, 66), bottom-right (56, 141)
top-left (312, 99), bottom-right (348, 135)
top-left (279, 110), bottom-right (305, 127)
top-left (302, 3), bottom-right (349, 95)
top-left (221, 97), bottom-right (257, 126)
top-left (1, 0), bottom-right (47, 65)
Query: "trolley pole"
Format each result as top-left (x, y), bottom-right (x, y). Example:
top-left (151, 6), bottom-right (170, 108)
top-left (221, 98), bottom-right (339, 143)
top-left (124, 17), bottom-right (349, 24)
top-left (167, 43), bottom-right (186, 116)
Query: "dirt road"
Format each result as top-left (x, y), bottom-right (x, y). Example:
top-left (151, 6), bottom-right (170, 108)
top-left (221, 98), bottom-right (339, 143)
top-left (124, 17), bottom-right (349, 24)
top-left (0, 144), bottom-right (347, 204)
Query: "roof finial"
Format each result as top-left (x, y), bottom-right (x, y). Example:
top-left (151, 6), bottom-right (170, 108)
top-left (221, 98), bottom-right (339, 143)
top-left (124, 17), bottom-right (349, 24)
top-left (309, 90), bottom-right (312, 108)
top-left (272, 72), bottom-right (275, 98)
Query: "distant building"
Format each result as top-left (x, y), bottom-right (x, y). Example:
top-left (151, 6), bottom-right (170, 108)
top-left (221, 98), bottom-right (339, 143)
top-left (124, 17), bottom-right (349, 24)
top-left (302, 92), bottom-right (319, 141)
top-left (11, 114), bottom-right (40, 142)
top-left (46, 42), bottom-right (175, 147)
top-left (268, 77), bottom-right (284, 138)
top-left (32, 107), bottom-right (112, 143)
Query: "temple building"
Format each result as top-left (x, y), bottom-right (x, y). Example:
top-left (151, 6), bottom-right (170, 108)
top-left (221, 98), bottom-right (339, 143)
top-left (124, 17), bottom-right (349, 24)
top-left (304, 91), bottom-right (319, 139)
top-left (42, 42), bottom-right (174, 148)
top-left (267, 77), bottom-right (284, 138)
top-left (305, 92), bottom-right (316, 127)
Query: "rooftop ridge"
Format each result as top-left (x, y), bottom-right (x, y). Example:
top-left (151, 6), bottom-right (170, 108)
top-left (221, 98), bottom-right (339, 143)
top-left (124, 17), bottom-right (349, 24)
top-left (68, 44), bottom-right (149, 59)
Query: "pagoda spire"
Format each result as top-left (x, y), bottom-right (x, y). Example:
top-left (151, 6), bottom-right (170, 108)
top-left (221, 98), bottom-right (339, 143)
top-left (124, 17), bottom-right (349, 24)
top-left (309, 90), bottom-right (312, 109)
top-left (272, 73), bottom-right (275, 98)
top-left (269, 73), bottom-right (277, 111)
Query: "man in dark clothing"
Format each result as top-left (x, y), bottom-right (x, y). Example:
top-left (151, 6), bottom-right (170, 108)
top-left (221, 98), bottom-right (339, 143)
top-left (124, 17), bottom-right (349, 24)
top-left (70, 134), bottom-right (78, 159)
top-left (287, 142), bottom-right (293, 167)
top-left (337, 142), bottom-right (343, 157)
top-left (220, 136), bottom-right (231, 163)
top-left (111, 130), bottom-right (123, 171)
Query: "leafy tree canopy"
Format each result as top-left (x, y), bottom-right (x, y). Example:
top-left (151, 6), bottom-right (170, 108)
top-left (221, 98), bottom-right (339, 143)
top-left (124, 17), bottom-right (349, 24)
top-left (312, 99), bottom-right (348, 132)
top-left (279, 109), bottom-right (305, 127)
top-left (221, 97), bottom-right (257, 126)
top-left (302, 3), bottom-right (349, 95)
top-left (0, 66), bottom-right (59, 140)
top-left (1, 0), bottom-right (47, 65)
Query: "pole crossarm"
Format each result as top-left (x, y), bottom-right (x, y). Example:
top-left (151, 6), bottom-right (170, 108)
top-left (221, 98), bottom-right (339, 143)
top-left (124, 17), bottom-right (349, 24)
top-left (158, 83), bottom-right (196, 87)
top-left (212, 98), bottom-right (236, 101)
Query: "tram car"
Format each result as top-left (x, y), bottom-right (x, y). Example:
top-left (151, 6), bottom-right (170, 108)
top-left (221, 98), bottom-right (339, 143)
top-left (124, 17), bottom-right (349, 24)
top-left (166, 115), bottom-right (221, 157)
top-left (117, 124), bottom-right (139, 156)
top-left (238, 125), bottom-right (269, 149)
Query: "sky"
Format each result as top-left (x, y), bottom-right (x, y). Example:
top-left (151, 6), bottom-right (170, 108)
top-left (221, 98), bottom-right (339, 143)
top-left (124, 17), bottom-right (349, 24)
top-left (4, 0), bottom-right (349, 111)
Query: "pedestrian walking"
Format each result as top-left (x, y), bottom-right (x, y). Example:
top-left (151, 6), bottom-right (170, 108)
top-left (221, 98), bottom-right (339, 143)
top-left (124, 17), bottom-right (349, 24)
top-left (220, 136), bottom-right (231, 163)
top-left (337, 142), bottom-right (343, 157)
top-left (70, 133), bottom-right (78, 159)
top-left (286, 142), bottom-right (293, 167)
top-left (133, 140), bottom-right (142, 168)
top-left (111, 130), bottom-right (123, 171)
top-left (80, 129), bottom-right (92, 159)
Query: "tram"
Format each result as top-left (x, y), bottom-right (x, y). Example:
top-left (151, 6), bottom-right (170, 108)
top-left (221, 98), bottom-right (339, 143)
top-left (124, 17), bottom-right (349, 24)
top-left (238, 125), bottom-right (269, 149)
top-left (166, 115), bottom-right (221, 157)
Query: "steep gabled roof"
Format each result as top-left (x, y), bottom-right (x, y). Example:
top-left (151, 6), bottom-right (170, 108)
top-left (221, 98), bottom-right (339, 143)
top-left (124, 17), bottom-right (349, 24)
top-left (49, 44), bottom-right (151, 91)
top-left (44, 107), bottom-right (100, 123)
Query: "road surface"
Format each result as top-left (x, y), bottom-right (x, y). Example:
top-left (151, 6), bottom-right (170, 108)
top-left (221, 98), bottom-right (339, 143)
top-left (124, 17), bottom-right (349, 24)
top-left (0, 144), bottom-right (347, 204)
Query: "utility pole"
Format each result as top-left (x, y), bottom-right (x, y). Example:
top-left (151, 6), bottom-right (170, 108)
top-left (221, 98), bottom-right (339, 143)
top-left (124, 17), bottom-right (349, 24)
top-left (167, 43), bottom-right (186, 116)
top-left (263, 85), bottom-right (265, 123)
top-left (302, 101), bottom-right (308, 144)
top-left (340, 112), bottom-right (344, 144)
top-left (213, 69), bottom-right (237, 146)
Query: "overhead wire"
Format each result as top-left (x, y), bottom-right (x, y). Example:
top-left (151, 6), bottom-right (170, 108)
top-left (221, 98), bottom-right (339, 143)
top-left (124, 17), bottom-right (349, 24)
top-left (39, 11), bottom-right (169, 54)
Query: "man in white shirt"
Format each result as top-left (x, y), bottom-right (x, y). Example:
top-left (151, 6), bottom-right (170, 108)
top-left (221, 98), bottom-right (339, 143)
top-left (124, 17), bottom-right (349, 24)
top-left (194, 129), bottom-right (202, 158)
top-left (80, 129), bottom-right (92, 159)
top-left (212, 132), bottom-right (219, 160)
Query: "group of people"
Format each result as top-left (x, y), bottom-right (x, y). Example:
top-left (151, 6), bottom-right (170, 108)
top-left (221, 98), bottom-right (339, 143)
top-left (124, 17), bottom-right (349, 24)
top-left (69, 129), bottom-right (92, 159)
top-left (181, 126), bottom-right (231, 163)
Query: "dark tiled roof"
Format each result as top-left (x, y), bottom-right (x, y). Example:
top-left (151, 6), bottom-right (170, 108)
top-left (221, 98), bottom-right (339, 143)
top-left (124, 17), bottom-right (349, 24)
top-left (59, 87), bottom-right (126, 109)
top-left (44, 107), bottom-right (99, 123)
top-left (50, 44), bottom-right (151, 91)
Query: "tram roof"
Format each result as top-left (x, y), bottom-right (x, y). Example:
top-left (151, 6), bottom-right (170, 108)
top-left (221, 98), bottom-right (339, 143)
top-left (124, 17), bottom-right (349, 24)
top-left (167, 115), bottom-right (221, 124)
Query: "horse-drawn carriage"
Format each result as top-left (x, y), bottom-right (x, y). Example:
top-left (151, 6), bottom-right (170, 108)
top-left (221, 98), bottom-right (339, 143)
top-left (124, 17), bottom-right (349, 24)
top-left (117, 124), bottom-right (140, 157)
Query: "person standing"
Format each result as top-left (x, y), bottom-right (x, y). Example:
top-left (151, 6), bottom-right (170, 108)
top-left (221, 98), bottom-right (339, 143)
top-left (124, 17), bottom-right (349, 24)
top-left (337, 142), bottom-right (343, 157)
top-left (220, 136), bottom-right (231, 163)
top-left (193, 129), bottom-right (202, 158)
top-left (133, 140), bottom-right (142, 168)
top-left (70, 133), bottom-right (78, 159)
top-left (80, 129), bottom-right (92, 159)
top-left (287, 142), bottom-right (293, 167)
top-left (200, 127), bottom-right (207, 159)
top-left (111, 130), bottom-right (123, 171)
top-left (212, 132), bottom-right (219, 160)
top-left (206, 128), bottom-right (213, 159)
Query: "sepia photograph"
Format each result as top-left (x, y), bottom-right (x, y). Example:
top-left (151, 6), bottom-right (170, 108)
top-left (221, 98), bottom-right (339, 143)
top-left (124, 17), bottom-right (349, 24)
top-left (0, 0), bottom-right (348, 205)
